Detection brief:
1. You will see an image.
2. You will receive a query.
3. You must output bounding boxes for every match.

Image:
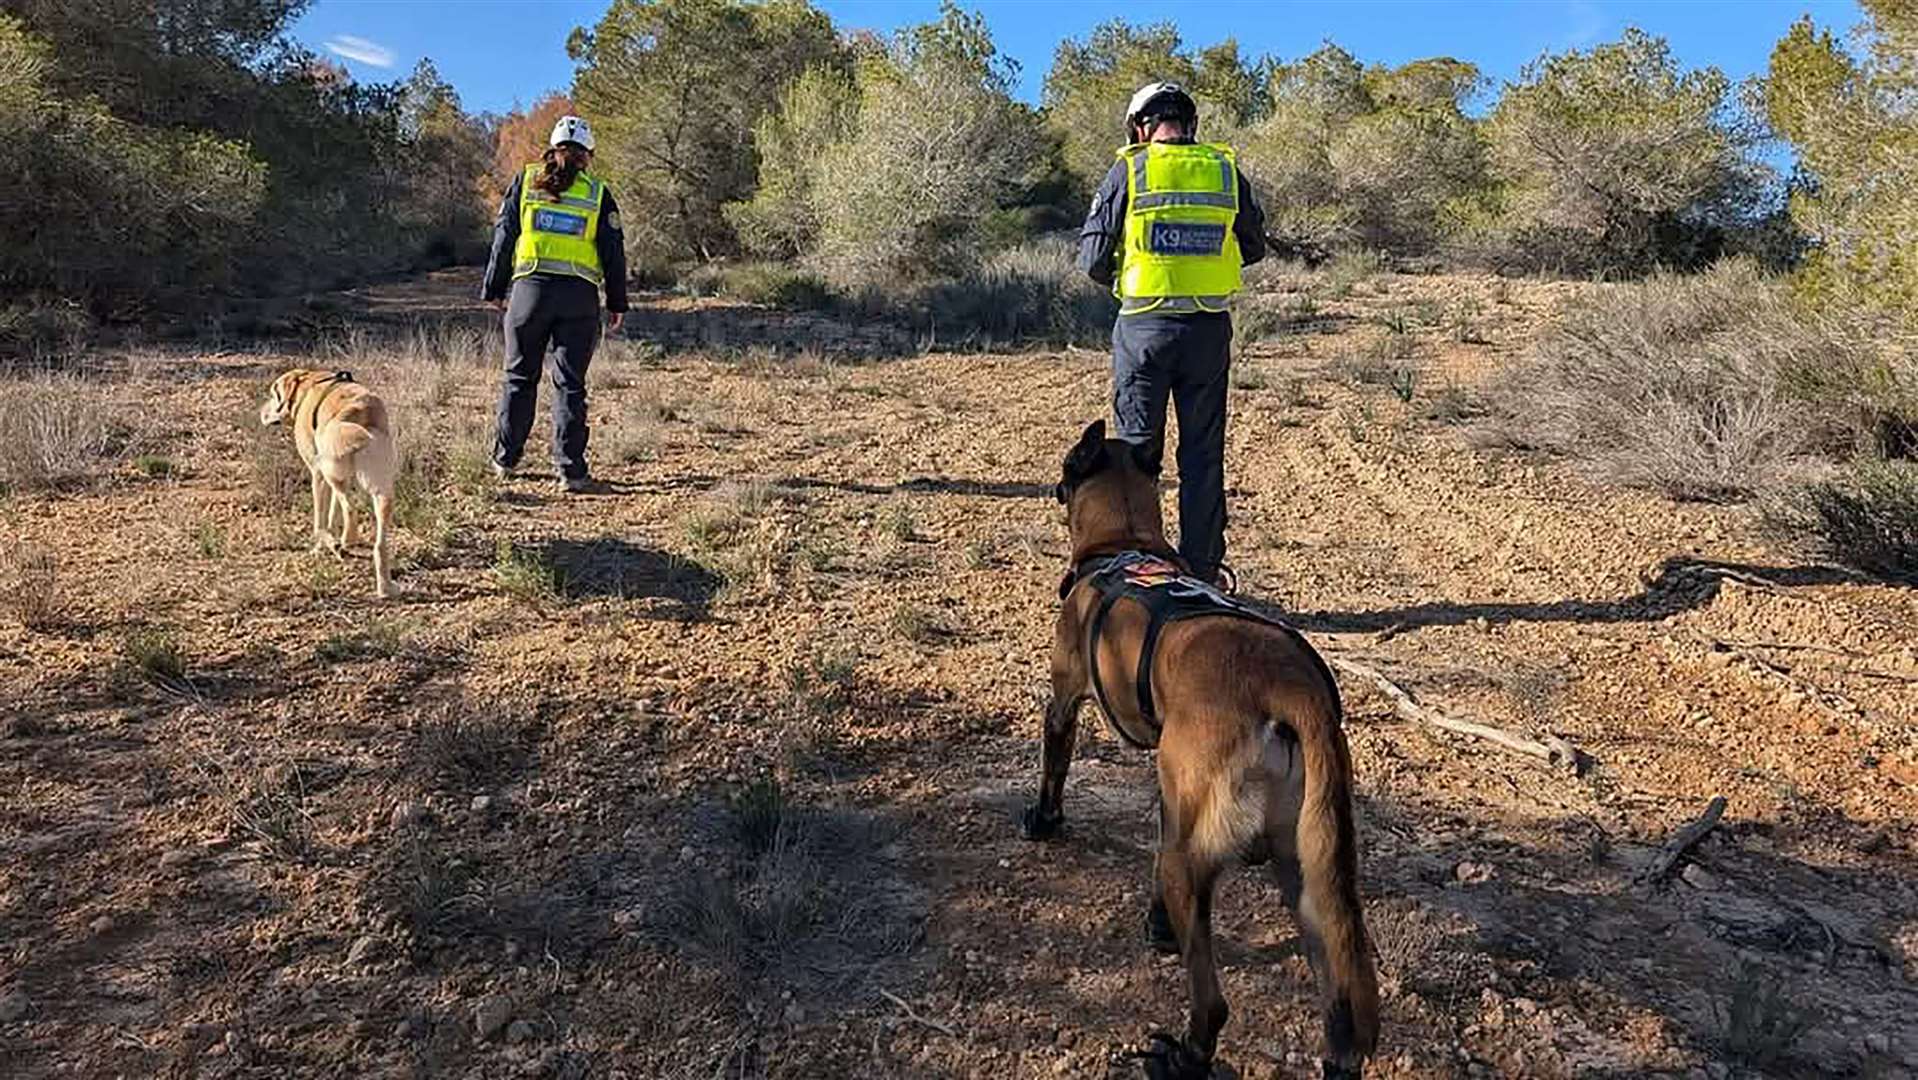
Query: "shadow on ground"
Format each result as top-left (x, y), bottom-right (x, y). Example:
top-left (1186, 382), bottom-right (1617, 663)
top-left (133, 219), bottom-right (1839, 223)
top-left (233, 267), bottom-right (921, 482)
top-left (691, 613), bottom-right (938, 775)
top-left (542, 537), bottom-right (723, 618)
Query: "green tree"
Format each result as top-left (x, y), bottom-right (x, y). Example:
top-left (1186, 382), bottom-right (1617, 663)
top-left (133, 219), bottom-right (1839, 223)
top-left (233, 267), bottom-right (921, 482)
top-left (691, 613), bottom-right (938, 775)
top-left (395, 60), bottom-right (494, 263)
top-left (1040, 20), bottom-right (1262, 198)
top-left (0, 13), bottom-right (267, 336)
top-left (1236, 42), bottom-right (1373, 248)
top-left (1485, 28), bottom-right (1762, 273)
top-left (1765, 1), bottom-right (1918, 322)
top-left (723, 65), bottom-right (860, 258)
top-left (811, 3), bottom-right (1043, 284)
top-left (568, 0), bottom-right (845, 262)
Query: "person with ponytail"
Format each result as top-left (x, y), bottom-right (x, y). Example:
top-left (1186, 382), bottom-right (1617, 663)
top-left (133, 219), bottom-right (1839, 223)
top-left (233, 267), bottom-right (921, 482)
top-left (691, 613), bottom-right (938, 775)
top-left (480, 115), bottom-right (628, 493)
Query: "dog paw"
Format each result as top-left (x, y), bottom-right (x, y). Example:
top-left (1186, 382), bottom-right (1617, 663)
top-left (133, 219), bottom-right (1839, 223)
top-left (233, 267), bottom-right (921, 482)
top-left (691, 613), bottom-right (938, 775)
top-left (1109, 1033), bottom-right (1212, 1080)
top-left (1019, 804), bottom-right (1063, 841)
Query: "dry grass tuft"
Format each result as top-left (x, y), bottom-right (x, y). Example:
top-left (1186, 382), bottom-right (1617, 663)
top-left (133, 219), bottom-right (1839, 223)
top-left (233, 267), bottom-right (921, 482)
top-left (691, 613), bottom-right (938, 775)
top-left (1488, 260), bottom-right (1877, 501)
top-left (646, 786), bottom-right (922, 1002)
top-left (410, 700), bottom-right (531, 789)
top-left (1, 543), bottom-right (64, 630)
top-left (1716, 961), bottom-right (1813, 1069)
top-left (0, 372), bottom-right (130, 491)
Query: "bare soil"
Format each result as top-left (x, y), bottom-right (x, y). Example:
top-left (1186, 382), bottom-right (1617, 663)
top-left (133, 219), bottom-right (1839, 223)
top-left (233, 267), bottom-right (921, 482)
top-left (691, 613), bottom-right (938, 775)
top-left (3, 267), bottom-right (1914, 1079)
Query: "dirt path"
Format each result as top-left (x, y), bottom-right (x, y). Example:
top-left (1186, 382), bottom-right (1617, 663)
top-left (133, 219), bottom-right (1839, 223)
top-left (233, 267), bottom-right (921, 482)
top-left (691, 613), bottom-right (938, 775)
top-left (2, 268), bottom-right (1914, 1079)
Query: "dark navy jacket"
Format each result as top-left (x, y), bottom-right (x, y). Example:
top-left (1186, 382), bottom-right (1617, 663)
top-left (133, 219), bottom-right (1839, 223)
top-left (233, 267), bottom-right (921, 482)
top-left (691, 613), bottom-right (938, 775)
top-left (481, 170), bottom-right (629, 313)
top-left (1076, 148), bottom-right (1268, 291)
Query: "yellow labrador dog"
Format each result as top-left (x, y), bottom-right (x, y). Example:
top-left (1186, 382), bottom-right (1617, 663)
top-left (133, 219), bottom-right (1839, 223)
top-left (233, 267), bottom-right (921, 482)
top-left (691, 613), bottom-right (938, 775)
top-left (258, 369), bottom-right (398, 598)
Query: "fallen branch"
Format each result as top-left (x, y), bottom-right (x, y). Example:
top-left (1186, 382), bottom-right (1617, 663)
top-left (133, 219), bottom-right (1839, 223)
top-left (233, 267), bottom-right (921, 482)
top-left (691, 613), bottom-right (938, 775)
top-left (878, 988), bottom-right (958, 1038)
top-left (1637, 795), bottom-right (1726, 885)
top-left (1326, 656), bottom-right (1589, 774)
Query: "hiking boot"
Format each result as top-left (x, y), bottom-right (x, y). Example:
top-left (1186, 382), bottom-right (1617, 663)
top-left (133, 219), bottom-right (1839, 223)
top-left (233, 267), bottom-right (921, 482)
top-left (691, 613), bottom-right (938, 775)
top-left (559, 474), bottom-right (607, 495)
top-left (491, 461), bottom-right (512, 482)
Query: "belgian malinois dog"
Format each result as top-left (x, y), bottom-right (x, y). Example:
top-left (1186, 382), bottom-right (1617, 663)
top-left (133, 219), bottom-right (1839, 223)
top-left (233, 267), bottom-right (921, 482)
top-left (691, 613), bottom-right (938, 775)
top-left (258, 368), bottom-right (398, 599)
top-left (1022, 420), bottom-right (1378, 1079)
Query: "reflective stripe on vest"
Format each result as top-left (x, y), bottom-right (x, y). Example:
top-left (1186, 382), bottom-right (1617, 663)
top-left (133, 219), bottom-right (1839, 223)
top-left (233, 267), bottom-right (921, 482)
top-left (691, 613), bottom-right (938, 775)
top-left (1116, 142), bottom-right (1243, 316)
top-left (513, 164), bottom-right (606, 286)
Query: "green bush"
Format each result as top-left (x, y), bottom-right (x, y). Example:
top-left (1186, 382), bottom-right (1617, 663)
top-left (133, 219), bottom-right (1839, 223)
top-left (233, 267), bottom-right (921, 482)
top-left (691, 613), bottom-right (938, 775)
top-left (1484, 29), bottom-right (1763, 275)
top-left (1783, 461), bottom-right (1918, 582)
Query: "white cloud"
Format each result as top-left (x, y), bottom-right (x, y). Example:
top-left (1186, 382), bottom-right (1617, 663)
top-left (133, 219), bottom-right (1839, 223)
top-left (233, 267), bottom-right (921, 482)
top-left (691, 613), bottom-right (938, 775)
top-left (324, 34), bottom-right (396, 69)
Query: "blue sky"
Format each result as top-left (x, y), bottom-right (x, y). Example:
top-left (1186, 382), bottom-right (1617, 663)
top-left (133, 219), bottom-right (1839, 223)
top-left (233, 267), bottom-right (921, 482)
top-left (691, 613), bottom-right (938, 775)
top-left (291, 0), bottom-right (1864, 116)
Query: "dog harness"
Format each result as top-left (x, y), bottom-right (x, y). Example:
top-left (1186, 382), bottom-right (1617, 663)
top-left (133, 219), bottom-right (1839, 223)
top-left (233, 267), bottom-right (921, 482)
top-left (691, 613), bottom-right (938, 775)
top-left (1067, 550), bottom-right (1287, 749)
top-left (305, 370), bottom-right (354, 418)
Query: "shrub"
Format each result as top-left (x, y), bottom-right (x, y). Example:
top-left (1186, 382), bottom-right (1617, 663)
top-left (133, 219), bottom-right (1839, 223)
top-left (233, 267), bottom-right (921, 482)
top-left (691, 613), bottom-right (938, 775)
top-left (908, 236), bottom-right (1116, 348)
top-left (811, 7), bottom-right (1043, 286)
top-left (1489, 260), bottom-right (1864, 500)
top-left (1780, 461), bottom-right (1918, 582)
top-left (0, 543), bottom-right (62, 630)
top-left (0, 373), bottom-right (127, 491)
top-left (1484, 29), bottom-right (1764, 276)
top-left (493, 539), bottom-right (564, 603)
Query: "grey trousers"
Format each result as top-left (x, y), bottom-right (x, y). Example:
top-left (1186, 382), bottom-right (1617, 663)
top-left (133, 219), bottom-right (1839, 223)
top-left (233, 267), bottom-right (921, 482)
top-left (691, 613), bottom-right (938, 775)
top-left (494, 274), bottom-right (601, 480)
top-left (1110, 311), bottom-right (1232, 578)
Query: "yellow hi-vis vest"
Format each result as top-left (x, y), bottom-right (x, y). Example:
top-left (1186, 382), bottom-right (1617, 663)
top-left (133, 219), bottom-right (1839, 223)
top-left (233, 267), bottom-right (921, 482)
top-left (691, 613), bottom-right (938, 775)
top-left (1116, 142), bottom-right (1242, 315)
top-left (513, 164), bottom-right (606, 286)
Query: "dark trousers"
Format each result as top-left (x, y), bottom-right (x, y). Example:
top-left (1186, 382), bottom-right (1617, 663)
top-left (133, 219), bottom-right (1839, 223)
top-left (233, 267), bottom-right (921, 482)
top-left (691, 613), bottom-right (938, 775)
top-left (1111, 311), bottom-right (1232, 578)
top-left (494, 275), bottom-right (601, 480)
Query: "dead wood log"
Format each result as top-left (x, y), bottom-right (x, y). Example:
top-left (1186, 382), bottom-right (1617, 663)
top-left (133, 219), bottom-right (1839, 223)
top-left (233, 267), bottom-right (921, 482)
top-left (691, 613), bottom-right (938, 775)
top-left (1326, 655), bottom-right (1589, 774)
top-left (1638, 795), bottom-right (1727, 884)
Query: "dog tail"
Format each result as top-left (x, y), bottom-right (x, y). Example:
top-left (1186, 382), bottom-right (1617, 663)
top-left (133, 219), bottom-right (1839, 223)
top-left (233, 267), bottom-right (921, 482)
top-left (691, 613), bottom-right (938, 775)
top-left (337, 423), bottom-right (393, 494)
top-left (1282, 683), bottom-right (1379, 1069)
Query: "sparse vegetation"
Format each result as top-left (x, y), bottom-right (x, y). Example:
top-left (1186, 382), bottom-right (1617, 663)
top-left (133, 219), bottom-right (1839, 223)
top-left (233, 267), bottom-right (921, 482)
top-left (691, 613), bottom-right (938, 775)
top-left (1489, 260), bottom-right (1870, 501)
top-left (493, 539), bottom-right (565, 604)
top-left (1, 544), bottom-right (63, 629)
top-left (1779, 461), bottom-right (1918, 582)
top-left (0, 374), bottom-right (127, 491)
top-left (314, 619), bottom-right (411, 663)
top-left (411, 701), bottom-right (529, 789)
top-left (1716, 962), bottom-right (1814, 1069)
top-left (122, 626), bottom-right (190, 691)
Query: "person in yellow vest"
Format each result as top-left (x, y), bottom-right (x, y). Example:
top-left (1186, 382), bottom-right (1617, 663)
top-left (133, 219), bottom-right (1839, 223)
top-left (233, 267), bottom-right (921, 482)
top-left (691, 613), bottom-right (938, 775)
top-left (481, 114), bottom-right (628, 493)
top-left (1077, 83), bottom-right (1266, 588)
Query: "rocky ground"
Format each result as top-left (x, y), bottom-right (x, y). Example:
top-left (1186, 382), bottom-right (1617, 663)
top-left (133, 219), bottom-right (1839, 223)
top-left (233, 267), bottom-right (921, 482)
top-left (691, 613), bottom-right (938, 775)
top-left (2, 266), bottom-right (1914, 1079)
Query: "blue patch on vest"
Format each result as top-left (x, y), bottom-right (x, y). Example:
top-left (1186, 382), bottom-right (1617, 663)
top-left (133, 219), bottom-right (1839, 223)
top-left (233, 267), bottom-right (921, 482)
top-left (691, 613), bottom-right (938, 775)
top-left (532, 209), bottom-right (587, 236)
top-left (1148, 222), bottom-right (1225, 256)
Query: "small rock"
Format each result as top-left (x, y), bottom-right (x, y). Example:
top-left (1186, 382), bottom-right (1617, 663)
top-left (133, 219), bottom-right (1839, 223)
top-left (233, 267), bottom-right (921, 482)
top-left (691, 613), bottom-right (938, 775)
top-left (996, 858), bottom-right (1010, 869)
top-left (159, 849), bottom-right (196, 870)
top-left (1865, 1032), bottom-right (1889, 1054)
top-left (1513, 997), bottom-right (1539, 1016)
top-left (473, 997), bottom-right (514, 1041)
top-left (346, 935), bottom-right (382, 966)
top-left (505, 1019), bottom-right (535, 1045)
top-left (471, 795), bottom-right (494, 813)
top-left (1453, 861), bottom-right (1496, 885)
top-left (90, 915), bottom-right (116, 936)
top-left (391, 801), bottom-right (427, 831)
top-left (1681, 864), bottom-right (1721, 891)
top-left (0, 991), bottom-right (28, 1023)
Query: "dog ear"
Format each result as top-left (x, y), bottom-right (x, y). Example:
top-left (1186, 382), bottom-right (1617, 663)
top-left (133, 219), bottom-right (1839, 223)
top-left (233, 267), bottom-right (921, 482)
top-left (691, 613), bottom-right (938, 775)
top-left (1130, 439), bottom-right (1163, 478)
top-left (1060, 419), bottom-right (1108, 496)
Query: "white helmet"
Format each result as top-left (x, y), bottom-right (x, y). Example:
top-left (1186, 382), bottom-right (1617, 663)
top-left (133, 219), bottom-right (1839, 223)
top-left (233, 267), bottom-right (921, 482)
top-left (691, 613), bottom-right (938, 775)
top-left (549, 114), bottom-right (595, 151)
top-left (1126, 82), bottom-right (1198, 127)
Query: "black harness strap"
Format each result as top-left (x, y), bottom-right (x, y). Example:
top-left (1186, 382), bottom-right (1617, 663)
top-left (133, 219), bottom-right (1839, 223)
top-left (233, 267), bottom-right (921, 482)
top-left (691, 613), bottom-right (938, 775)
top-left (1072, 551), bottom-right (1294, 748)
